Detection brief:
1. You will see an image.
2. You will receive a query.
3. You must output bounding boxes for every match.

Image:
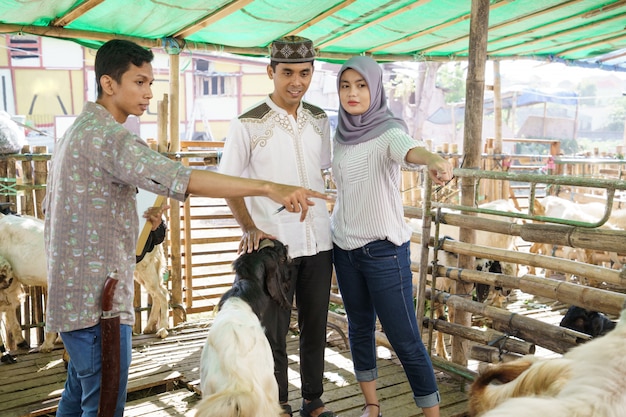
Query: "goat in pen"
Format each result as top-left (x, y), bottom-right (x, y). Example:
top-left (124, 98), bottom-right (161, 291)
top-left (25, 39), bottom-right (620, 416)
top-left (0, 212), bottom-right (171, 353)
top-left (197, 238), bottom-right (291, 417)
top-left (468, 308), bottom-right (626, 417)
top-left (408, 199), bottom-right (520, 359)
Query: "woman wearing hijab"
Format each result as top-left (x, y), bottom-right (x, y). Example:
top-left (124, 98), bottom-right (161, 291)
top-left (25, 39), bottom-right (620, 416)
top-left (331, 56), bottom-right (451, 417)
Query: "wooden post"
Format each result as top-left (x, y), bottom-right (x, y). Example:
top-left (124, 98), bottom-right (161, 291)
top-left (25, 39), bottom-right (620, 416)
top-left (456, 0), bottom-right (491, 366)
top-left (493, 61), bottom-right (502, 155)
top-left (167, 52), bottom-right (185, 325)
top-left (33, 146), bottom-right (48, 219)
top-left (20, 145), bottom-right (35, 216)
top-left (493, 60), bottom-right (507, 200)
top-left (470, 345), bottom-right (524, 364)
top-left (416, 175), bottom-right (433, 336)
top-left (6, 155), bottom-right (17, 209)
top-left (157, 94), bottom-right (169, 153)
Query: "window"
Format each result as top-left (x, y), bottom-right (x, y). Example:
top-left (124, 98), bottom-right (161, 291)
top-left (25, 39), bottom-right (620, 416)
top-left (7, 35), bottom-right (41, 66)
top-left (195, 59), bottom-right (236, 97)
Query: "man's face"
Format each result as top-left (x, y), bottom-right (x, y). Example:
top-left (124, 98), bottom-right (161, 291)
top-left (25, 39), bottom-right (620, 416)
top-left (107, 62), bottom-right (154, 123)
top-left (267, 62), bottom-right (314, 113)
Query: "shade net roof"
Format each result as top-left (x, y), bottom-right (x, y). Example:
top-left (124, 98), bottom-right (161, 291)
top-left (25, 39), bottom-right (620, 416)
top-left (0, 0), bottom-right (625, 70)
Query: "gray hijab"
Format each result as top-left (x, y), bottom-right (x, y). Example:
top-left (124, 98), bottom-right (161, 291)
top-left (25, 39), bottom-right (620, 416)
top-left (335, 56), bottom-right (408, 145)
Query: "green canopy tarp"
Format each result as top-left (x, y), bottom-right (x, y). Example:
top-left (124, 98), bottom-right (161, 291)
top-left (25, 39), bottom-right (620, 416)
top-left (0, 0), bottom-right (624, 69)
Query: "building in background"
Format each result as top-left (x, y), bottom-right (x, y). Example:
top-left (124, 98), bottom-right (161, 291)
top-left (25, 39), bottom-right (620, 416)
top-left (0, 35), bottom-right (338, 147)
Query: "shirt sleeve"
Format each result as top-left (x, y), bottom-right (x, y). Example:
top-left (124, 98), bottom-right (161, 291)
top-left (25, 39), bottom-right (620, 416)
top-left (320, 115), bottom-right (332, 170)
top-left (96, 123), bottom-right (192, 201)
top-left (218, 117), bottom-right (251, 178)
top-left (387, 128), bottom-right (427, 171)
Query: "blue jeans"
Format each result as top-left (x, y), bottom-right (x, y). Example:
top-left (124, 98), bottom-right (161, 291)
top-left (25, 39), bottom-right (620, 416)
top-left (57, 323), bottom-right (132, 417)
top-left (333, 240), bottom-right (440, 408)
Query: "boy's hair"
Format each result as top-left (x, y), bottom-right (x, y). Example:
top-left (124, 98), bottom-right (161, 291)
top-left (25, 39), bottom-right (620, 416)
top-left (95, 39), bottom-right (154, 97)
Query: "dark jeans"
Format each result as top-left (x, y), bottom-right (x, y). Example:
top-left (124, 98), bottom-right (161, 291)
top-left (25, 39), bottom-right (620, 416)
top-left (333, 240), bottom-right (440, 408)
top-left (261, 249), bottom-right (333, 403)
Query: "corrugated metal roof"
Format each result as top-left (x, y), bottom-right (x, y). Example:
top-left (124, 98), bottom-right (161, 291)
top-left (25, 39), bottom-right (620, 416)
top-left (0, 0), bottom-right (625, 70)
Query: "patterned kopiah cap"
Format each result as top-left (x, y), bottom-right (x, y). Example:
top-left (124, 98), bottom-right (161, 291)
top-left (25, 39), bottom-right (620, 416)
top-left (270, 36), bottom-right (316, 63)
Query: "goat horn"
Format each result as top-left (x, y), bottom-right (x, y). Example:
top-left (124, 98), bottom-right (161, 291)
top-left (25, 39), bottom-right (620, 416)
top-left (258, 239), bottom-right (275, 251)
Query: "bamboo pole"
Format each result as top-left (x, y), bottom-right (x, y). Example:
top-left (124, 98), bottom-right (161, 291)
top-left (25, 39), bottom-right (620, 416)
top-left (428, 237), bottom-right (625, 287)
top-left (456, 0), bottom-right (491, 366)
top-left (519, 223), bottom-right (626, 253)
top-left (405, 206), bottom-right (626, 257)
top-left (33, 146), bottom-right (48, 219)
top-left (452, 167), bottom-right (626, 193)
top-left (416, 176), bottom-right (434, 335)
top-left (493, 61), bottom-right (502, 155)
top-left (0, 159), bottom-right (8, 206)
top-left (19, 145), bottom-right (35, 216)
top-left (424, 317), bottom-right (535, 355)
top-left (168, 52), bottom-right (185, 325)
top-left (157, 95), bottom-right (169, 153)
top-left (470, 345), bottom-right (524, 364)
top-left (6, 155), bottom-right (17, 209)
top-left (429, 290), bottom-right (589, 354)
top-left (435, 265), bottom-right (626, 316)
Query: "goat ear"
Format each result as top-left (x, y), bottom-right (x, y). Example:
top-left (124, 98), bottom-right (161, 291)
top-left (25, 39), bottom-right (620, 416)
top-left (258, 239), bottom-right (275, 251)
top-left (264, 254), bottom-right (291, 309)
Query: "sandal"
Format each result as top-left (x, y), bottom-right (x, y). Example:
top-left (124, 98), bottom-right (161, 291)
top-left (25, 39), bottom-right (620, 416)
top-left (361, 403), bottom-right (382, 417)
top-left (281, 403), bottom-right (293, 417)
top-left (300, 398), bottom-right (337, 417)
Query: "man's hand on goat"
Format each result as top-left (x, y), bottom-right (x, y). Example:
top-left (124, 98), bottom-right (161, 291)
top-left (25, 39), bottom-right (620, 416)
top-left (239, 227), bottom-right (277, 254)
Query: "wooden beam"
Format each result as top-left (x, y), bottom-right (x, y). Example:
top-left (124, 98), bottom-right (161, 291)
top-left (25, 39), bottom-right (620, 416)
top-left (0, 23), bottom-right (161, 48)
top-left (368, 9), bottom-right (473, 53)
top-left (486, 0), bottom-right (624, 53)
top-left (286, 0), bottom-right (357, 36)
top-left (367, 1), bottom-right (507, 54)
top-left (538, 30), bottom-right (626, 57)
top-left (491, 12), bottom-right (626, 55)
top-left (173, 0), bottom-right (254, 39)
top-left (580, 0), bottom-right (626, 18)
top-left (316, 0), bottom-right (427, 49)
top-left (50, 0), bottom-right (106, 27)
top-left (419, 0), bottom-right (586, 55)
top-left (598, 48), bottom-right (626, 62)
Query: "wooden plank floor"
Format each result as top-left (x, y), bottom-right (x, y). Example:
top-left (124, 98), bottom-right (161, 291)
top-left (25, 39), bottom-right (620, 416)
top-left (1, 288), bottom-right (581, 417)
top-left (0, 317), bottom-right (472, 417)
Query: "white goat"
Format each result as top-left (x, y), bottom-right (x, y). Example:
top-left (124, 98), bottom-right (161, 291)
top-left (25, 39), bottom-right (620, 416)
top-left (0, 213), bottom-right (170, 352)
top-left (409, 199), bottom-right (521, 359)
top-left (470, 309), bottom-right (626, 417)
top-left (134, 244), bottom-right (169, 338)
top-left (0, 213), bottom-right (57, 352)
top-left (534, 196), bottom-right (626, 280)
top-left (197, 239), bottom-right (290, 417)
top-left (0, 254), bottom-right (22, 363)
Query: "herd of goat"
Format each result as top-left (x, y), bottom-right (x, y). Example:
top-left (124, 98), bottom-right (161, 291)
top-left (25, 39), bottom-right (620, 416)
top-left (0, 194), bottom-right (625, 416)
top-left (0, 212), bottom-right (170, 357)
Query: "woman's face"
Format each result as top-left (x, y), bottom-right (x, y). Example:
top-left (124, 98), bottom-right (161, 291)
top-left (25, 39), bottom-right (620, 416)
top-left (339, 68), bottom-right (371, 116)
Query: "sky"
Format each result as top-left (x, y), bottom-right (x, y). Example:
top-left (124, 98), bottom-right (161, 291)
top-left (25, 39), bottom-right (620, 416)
top-left (486, 59), bottom-right (626, 96)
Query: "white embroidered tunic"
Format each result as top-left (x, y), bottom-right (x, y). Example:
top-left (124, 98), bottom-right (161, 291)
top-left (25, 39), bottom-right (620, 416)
top-left (219, 96), bottom-right (332, 258)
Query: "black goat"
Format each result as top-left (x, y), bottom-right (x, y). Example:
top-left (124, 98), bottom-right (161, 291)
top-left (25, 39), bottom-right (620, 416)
top-left (197, 238), bottom-right (291, 417)
top-left (559, 305), bottom-right (616, 338)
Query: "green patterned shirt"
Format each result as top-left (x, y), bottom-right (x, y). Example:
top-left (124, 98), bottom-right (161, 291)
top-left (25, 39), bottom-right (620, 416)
top-left (44, 102), bottom-right (191, 333)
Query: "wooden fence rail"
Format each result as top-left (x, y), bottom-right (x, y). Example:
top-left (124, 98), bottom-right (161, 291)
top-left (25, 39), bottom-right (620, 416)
top-left (2, 146), bottom-right (626, 373)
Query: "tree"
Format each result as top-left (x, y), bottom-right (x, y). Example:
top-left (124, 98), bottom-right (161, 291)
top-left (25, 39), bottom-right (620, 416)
top-left (437, 62), bottom-right (466, 104)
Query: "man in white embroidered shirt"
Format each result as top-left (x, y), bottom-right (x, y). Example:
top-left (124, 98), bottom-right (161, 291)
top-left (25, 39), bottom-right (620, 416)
top-left (218, 36), bottom-right (336, 417)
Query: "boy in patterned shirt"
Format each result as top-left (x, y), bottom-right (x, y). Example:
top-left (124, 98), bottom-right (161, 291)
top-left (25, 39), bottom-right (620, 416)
top-left (44, 39), bottom-right (328, 417)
